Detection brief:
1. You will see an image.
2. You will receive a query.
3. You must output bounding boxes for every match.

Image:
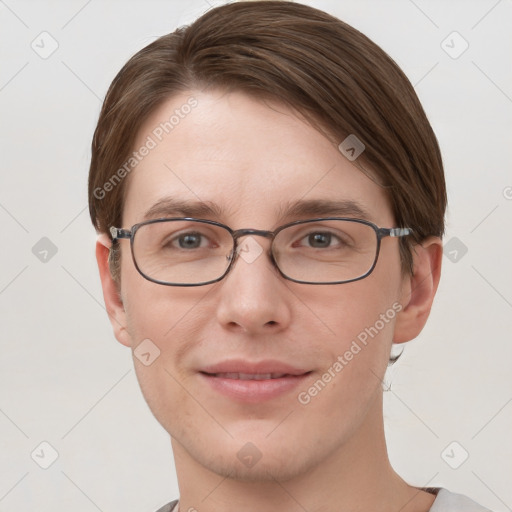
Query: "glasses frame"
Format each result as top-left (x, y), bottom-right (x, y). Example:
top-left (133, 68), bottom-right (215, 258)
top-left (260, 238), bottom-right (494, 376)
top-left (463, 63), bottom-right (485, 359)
top-left (109, 217), bottom-right (413, 287)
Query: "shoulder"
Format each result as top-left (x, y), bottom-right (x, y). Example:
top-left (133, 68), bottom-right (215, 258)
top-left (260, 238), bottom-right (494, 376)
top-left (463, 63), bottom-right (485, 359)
top-left (430, 488), bottom-right (492, 512)
top-left (154, 499), bottom-right (179, 512)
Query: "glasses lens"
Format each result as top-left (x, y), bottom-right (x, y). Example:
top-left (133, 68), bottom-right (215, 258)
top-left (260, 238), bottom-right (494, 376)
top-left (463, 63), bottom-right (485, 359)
top-left (273, 219), bottom-right (377, 283)
top-left (133, 220), bottom-right (234, 284)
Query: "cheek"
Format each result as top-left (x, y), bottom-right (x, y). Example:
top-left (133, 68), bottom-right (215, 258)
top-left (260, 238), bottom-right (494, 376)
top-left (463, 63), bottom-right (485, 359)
top-left (294, 264), bottom-right (402, 400)
top-left (125, 300), bottom-right (193, 437)
top-left (294, 294), bottom-right (398, 437)
top-left (121, 275), bottom-right (216, 433)
top-left (299, 273), bottom-right (401, 349)
top-left (120, 248), bottom-right (207, 342)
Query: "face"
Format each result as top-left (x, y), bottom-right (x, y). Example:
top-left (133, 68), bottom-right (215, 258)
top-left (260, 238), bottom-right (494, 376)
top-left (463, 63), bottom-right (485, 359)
top-left (109, 89), bottom-right (411, 481)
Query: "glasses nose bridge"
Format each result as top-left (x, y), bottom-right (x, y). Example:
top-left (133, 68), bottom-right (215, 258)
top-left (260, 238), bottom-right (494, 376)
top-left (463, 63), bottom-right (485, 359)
top-left (231, 227), bottom-right (275, 244)
top-left (229, 228), bottom-right (277, 268)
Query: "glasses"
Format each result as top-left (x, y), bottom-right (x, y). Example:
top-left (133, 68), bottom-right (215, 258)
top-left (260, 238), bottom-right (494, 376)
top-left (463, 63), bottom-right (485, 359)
top-left (109, 217), bottom-right (413, 286)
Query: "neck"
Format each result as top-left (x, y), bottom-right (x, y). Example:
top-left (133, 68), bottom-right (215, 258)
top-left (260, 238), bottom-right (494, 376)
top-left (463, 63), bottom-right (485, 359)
top-left (170, 391), bottom-right (435, 512)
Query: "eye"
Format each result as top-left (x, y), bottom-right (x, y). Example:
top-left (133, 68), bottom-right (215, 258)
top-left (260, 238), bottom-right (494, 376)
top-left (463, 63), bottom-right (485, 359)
top-left (294, 231), bottom-right (345, 249)
top-left (167, 231), bottom-right (210, 249)
top-left (305, 232), bottom-right (333, 248)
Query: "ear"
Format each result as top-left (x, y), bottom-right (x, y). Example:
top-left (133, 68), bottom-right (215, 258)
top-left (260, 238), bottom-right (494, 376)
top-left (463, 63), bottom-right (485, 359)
top-left (96, 233), bottom-right (132, 347)
top-left (393, 236), bottom-right (443, 344)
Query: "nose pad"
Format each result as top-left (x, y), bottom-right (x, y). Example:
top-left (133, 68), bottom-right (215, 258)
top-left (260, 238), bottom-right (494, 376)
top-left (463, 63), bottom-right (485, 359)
top-left (225, 236), bottom-right (279, 276)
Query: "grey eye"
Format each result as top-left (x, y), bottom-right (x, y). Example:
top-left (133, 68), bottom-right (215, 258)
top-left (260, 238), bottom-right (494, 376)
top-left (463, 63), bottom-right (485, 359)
top-left (177, 233), bottom-right (203, 249)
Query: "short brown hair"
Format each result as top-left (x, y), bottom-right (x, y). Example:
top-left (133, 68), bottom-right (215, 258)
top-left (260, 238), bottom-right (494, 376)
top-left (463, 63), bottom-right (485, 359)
top-left (88, 0), bottom-right (446, 282)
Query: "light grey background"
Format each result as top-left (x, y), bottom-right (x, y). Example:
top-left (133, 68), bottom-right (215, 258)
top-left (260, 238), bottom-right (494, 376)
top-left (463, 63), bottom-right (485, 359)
top-left (1, 0), bottom-right (511, 511)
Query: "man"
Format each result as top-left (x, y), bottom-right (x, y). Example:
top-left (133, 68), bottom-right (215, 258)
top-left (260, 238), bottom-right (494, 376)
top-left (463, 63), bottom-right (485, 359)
top-left (89, 2), bottom-right (491, 511)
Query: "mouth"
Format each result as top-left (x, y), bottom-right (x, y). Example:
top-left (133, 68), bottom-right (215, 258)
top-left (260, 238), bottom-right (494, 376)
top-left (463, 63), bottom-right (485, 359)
top-left (200, 372), bottom-right (307, 380)
top-left (198, 371), bottom-right (313, 402)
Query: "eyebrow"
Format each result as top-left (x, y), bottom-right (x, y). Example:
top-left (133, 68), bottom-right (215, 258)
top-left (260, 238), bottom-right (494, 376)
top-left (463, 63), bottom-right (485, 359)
top-left (142, 197), bottom-right (373, 223)
top-left (276, 198), bottom-right (372, 221)
top-left (142, 197), bottom-right (225, 221)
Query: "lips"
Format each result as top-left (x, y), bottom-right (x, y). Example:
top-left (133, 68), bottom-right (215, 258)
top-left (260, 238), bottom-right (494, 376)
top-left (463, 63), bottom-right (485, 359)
top-left (207, 372), bottom-right (291, 380)
top-left (198, 359), bottom-right (312, 402)
top-left (200, 359), bottom-right (310, 377)
top-left (199, 372), bottom-right (311, 403)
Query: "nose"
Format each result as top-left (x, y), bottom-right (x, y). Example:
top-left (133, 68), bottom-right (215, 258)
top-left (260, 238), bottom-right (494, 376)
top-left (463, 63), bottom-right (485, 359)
top-left (215, 234), bottom-right (292, 334)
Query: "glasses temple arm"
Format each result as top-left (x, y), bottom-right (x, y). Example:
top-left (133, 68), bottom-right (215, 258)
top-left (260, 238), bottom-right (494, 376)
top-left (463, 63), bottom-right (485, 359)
top-left (381, 227), bottom-right (413, 238)
top-left (109, 226), bottom-right (132, 240)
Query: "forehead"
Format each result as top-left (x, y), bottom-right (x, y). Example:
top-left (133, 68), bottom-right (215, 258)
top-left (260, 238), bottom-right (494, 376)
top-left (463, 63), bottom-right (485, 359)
top-left (122, 90), bottom-right (393, 228)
